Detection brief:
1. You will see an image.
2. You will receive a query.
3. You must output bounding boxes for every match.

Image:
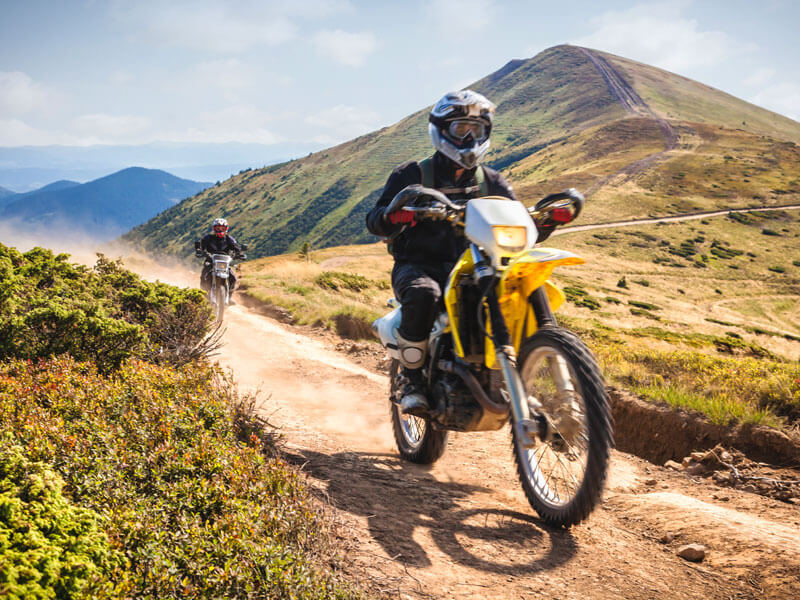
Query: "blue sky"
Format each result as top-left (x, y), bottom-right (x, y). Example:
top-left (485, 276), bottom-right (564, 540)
top-left (1, 0), bottom-right (798, 148)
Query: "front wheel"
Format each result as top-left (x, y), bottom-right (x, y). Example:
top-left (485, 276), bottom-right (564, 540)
top-left (389, 359), bottom-right (447, 464)
top-left (214, 280), bottom-right (227, 322)
top-left (513, 327), bottom-right (612, 527)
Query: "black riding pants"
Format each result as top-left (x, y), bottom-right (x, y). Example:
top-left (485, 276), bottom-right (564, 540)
top-left (392, 262), bottom-right (452, 342)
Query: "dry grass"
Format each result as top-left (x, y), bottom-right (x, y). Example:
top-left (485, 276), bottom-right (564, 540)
top-left (239, 243), bottom-right (393, 338)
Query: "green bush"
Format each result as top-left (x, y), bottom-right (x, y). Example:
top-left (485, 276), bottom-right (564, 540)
top-left (314, 271), bottom-right (373, 292)
top-left (0, 357), bottom-right (358, 599)
top-left (0, 445), bottom-right (122, 598)
top-left (563, 286), bottom-right (601, 310)
top-left (628, 300), bottom-right (661, 311)
top-left (0, 245), bottom-right (212, 371)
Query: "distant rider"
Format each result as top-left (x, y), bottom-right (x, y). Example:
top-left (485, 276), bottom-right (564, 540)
top-left (194, 218), bottom-right (245, 296)
top-left (366, 89), bottom-right (527, 416)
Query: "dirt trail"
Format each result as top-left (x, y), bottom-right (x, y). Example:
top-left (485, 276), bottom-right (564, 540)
top-left (214, 304), bottom-right (800, 600)
top-left (553, 204), bottom-right (800, 237)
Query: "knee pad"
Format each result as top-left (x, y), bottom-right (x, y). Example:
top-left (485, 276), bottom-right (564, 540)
top-left (397, 332), bottom-right (427, 369)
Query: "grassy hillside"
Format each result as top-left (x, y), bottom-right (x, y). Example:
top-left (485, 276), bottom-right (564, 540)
top-left (123, 45), bottom-right (800, 261)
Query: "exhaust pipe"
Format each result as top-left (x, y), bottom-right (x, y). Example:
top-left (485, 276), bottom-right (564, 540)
top-left (439, 360), bottom-right (509, 415)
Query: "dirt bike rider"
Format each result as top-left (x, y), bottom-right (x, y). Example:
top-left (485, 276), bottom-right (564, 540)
top-left (366, 89), bottom-right (544, 417)
top-left (194, 217), bottom-right (245, 296)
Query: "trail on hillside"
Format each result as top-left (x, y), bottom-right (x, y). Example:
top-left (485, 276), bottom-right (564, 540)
top-left (209, 303), bottom-right (800, 600)
top-left (579, 47), bottom-right (680, 196)
top-left (553, 204), bottom-right (800, 237)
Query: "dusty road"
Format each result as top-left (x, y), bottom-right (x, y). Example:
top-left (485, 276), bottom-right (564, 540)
top-left (214, 305), bottom-right (800, 600)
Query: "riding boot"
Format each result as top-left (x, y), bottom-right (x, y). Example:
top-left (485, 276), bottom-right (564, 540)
top-left (400, 367), bottom-right (429, 416)
top-left (396, 332), bottom-right (429, 416)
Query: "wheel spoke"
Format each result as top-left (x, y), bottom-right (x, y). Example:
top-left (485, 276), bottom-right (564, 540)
top-left (517, 343), bottom-right (592, 507)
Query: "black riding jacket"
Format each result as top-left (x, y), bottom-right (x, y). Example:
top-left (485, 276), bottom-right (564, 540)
top-left (366, 152), bottom-right (519, 265)
top-left (197, 233), bottom-right (242, 257)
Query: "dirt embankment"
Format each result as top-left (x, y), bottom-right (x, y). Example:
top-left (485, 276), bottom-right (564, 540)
top-left (610, 388), bottom-right (800, 467)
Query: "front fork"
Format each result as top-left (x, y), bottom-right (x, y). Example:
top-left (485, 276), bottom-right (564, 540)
top-left (489, 285), bottom-right (563, 449)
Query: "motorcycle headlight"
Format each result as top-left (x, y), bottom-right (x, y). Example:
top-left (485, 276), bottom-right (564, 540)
top-left (493, 226), bottom-right (527, 252)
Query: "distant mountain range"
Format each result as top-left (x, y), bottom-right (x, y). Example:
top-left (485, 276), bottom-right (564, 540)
top-left (124, 44), bottom-right (800, 260)
top-left (1, 167), bottom-right (211, 242)
top-left (0, 142), bottom-right (324, 193)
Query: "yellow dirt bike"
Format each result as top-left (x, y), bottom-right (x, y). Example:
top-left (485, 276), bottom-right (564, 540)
top-left (373, 186), bottom-right (612, 527)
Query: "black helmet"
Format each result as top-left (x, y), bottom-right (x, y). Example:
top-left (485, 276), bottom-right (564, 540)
top-left (428, 89), bottom-right (495, 169)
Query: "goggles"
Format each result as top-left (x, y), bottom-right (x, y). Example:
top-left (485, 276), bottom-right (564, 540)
top-left (447, 119), bottom-right (488, 141)
top-left (213, 225), bottom-right (228, 233)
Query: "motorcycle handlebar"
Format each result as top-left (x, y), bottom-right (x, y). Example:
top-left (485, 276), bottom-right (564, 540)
top-left (387, 184), bottom-right (462, 214)
top-left (387, 184), bottom-right (586, 229)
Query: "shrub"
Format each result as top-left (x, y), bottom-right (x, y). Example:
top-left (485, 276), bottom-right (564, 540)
top-left (761, 228), bottom-right (781, 236)
top-left (314, 271), bottom-right (372, 292)
top-left (768, 265), bottom-right (786, 273)
top-left (0, 445), bottom-right (122, 598)
top-left (0, 357), bottom-right (358, 599)
top-left (629, 300), bottom-right (661, 311)
top-left (629, 307), bottom-right (660, 320)
top-left (616, 276), bottom-right (628, 289)
top-left (0, 245), bottom-right (212, 371)
top-left (563, 286), bottom-right (601, 310)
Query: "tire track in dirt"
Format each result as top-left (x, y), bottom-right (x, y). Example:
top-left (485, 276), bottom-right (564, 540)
top-left (212, 304), bottom-right (800, 600)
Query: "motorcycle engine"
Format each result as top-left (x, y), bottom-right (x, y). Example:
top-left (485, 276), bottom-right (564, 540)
top-left (431, 373), bottom-right (484, 431)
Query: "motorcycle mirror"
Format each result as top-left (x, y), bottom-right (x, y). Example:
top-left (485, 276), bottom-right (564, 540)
top-left (532, 188), bottom-right (584, 224)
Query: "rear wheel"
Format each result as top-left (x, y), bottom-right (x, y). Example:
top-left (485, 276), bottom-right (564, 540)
top-left (214, 281), bottom-right (227, 322)
top-left (512, 327), bottom-right (612, 527)
top-left (389, 359), bottom-right (447, 464)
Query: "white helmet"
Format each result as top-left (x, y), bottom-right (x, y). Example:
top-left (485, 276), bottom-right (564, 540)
top-left (428, 89), bottom-right (495, 169)
top-left (212, 217), bottom-right (229, 237)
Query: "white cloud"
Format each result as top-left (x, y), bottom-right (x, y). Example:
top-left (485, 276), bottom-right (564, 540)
top-left (750, 83), bottom-right (800, 122)
top-left (180, 104), bottom-right (282, 144)
top-left (744, 67), bottom-right (776, 87)
top-left (70, 113), bottom-right (153, 142)
top-left (116, 0), bottom-right (354, 53)
top-left (0, 119), bottom-right (56, 146)
top-left (108, 70), bottom-right (135, 86)
top-left (303, 104), bottom-right (381, 144)
top-left (427, 0), bottom-right (494, 33)
top-left (192, 59), bottom-right (255, 91)
top-left (0, 71), bottom-right (59, 117)
top-left (312, 30), bottom-right (377, 67)
top-left (571, 2), bottom-right (754, 73)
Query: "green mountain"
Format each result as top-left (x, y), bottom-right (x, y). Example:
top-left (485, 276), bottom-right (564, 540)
top-left (124, 45), bottom-right (800, 259)
top-left (3, 167), bottom-right (210, 241)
